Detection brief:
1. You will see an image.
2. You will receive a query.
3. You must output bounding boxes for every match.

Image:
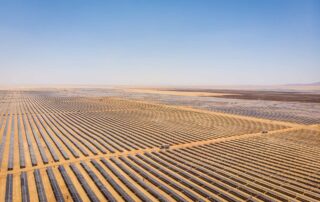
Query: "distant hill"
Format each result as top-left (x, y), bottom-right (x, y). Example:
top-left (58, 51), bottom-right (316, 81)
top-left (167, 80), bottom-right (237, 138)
top-left (284, 82), bottom-right (320, 86)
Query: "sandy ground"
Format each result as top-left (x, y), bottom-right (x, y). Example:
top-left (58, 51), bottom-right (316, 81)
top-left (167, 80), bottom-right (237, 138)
top-left (125, 88), bottom-right (235, 97)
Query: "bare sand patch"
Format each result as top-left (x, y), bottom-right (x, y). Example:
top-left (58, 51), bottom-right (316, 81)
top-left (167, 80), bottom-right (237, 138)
top-left (125, 88), bottom-right (235, 97)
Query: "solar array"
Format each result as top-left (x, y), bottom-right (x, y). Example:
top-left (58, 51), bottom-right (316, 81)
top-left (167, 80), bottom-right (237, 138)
top-left (0, 90), bottom-right (319, 201)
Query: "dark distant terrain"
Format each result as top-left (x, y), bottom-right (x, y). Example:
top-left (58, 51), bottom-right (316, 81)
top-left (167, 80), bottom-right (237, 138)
top-left (167, 89), bottom-right (320, 103)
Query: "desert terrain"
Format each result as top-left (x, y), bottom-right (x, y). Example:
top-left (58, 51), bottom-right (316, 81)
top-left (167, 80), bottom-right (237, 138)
top-left (0, 88), bottom-right (319, 201)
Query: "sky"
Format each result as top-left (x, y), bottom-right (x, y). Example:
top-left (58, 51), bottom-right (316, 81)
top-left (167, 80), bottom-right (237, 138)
top-left (0, 0), bottom-right (319, 86)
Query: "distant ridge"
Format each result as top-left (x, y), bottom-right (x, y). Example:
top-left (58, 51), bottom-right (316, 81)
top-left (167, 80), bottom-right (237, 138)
top-left (284, 82), bottom-right (320, 86)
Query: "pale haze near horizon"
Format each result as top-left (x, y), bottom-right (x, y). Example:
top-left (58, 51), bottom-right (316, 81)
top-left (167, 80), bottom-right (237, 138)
top-left (0, 0), bottom-right (319, 86)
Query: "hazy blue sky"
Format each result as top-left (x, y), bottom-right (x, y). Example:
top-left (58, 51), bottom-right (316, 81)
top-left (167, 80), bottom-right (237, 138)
top-left (0, 0), bottom-right (319, 86)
